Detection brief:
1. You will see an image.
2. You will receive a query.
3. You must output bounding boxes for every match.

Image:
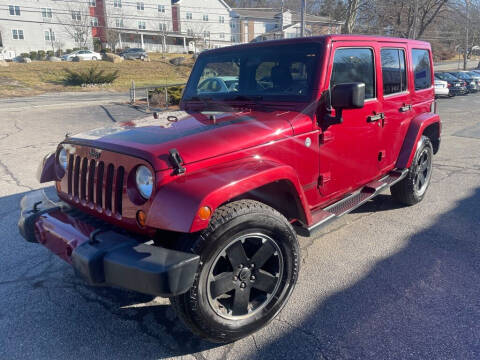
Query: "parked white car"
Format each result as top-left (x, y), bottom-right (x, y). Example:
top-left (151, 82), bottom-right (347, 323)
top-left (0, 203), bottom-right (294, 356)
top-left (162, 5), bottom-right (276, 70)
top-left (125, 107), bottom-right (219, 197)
top-left (62, 50), bottom-right (101, 61)
top-left (434, 79), bottom-right (449, 97)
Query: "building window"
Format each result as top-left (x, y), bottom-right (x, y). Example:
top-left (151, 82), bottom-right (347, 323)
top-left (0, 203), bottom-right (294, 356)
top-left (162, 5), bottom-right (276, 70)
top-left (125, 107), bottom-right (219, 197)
top-left (187, 28), bottom-right (194, 36)
top-left (204, 30), bottom-right (210, 38)
top-left (41, 8), bottom-right (52, 19)
top-left (158, 5), bottom-right (165, 13)
top-left (44, 30), bottom-right (55, 41)
top-left (219, 16), bottom-right (225, 24)
top-left (138, 21), bottom-right (146, 30)
top-left (9, 5), bottom-right (20, 16)
top-left (115, 18), bottom-right (124, 28)
top-left (114, 0), bottom-right (122, 8)
top-left (91, 17), bottom-right (98, 27)
top-left (186, 12), bottom-right (192, 20)
top-left (89, 0), bottom-right (96, 6)
top-left (71, 11), bottom-right (81, 21)
top-left (137, 2), bottom-right (144, 11)
top-left (231, 35), bottom-right (235, 42)
top-left (12, 29), bottom-right (24, 40)
top-left (159, 23), bottom-right (167, 31)
top-left (219, 32), bottom-right (225, 39)
top-left (203, 14), bottom-right (208, 22)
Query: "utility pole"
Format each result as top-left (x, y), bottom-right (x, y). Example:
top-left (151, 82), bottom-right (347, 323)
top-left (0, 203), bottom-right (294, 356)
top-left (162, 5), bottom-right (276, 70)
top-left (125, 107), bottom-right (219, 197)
top-left (464, 0), bottom-right (470, 70)
top-left (280, 0), bottom-right (284, 39)
top-left (301, 0), bottom-right (306, 37)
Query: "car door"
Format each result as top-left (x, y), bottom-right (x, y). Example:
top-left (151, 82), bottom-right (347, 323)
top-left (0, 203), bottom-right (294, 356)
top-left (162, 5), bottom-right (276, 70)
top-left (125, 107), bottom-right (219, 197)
top-left (77, 50), bottom-right (87, 60)
top-left (317, 43), bottom-right (383, 200)
top-left (378, 45), bottom-right (412, 171)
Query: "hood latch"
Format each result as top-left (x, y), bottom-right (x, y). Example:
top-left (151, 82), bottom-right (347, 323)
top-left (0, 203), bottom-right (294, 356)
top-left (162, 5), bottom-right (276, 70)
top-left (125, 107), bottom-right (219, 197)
top-left (169, 148), bottom-right (186, 175)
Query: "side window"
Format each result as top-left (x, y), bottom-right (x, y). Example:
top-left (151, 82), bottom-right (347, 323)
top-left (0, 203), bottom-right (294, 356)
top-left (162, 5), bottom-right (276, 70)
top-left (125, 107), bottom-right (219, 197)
top-left (412, 49), bottom-right (432, 90)
top-left (331, 48), bottom-right (375, 99)
top-left (381, 48), bottom-right (407, 95)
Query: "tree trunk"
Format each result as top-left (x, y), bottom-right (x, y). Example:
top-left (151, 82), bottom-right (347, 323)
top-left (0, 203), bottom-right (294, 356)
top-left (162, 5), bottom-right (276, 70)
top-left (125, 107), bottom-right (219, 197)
top-left (342, 0), bottom-right (360, 34)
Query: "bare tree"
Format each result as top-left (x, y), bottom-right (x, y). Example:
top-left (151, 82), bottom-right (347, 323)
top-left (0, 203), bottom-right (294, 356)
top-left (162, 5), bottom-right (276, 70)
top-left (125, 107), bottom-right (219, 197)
top-left (57, 2), bottom-right (92, 49)
top-left (104, 11), bottom-right (124, 52)
top-left (342, 0), bottom-right (361, 33)
top-left (185, 23), bottom-right (211, 53)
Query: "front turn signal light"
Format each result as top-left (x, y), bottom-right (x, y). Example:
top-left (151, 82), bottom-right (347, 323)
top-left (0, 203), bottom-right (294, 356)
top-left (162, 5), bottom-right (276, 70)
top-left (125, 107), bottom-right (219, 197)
top-left (136, 210), bottom-right (147, 227)
top-left (198, 206), bottom-right (212, 220)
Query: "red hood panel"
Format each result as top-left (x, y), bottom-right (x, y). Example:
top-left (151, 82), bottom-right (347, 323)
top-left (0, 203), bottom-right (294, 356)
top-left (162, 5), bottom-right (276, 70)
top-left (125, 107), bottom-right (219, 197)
top-left (66, 110), bottom-right (309, 170)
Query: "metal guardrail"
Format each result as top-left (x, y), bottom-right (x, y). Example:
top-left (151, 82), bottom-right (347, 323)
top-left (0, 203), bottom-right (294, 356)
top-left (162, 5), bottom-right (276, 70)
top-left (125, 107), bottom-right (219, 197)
top-left (129, 80), bottom-right (186, 110)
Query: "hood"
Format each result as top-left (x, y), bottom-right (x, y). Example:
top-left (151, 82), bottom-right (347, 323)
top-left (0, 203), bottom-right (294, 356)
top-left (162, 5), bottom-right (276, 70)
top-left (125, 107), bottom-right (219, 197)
top-left (65, 110), bottom-right (313, 171)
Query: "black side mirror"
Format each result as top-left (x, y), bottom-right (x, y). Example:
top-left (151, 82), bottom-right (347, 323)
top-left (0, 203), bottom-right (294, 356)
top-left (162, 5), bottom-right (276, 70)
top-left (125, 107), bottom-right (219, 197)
top-left (331, 82), bottom-right (365, 109)
top-left (324, 82), bottom-right (365, 125)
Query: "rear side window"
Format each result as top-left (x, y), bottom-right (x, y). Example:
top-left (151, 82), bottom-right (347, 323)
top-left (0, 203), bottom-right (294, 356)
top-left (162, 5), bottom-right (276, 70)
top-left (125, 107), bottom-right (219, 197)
top-left (381, 48), bottom-right (407, 95)
top-left (412, 49), bottom-right (432, 90)
top-left (331, 48), bottom-right (375, 99)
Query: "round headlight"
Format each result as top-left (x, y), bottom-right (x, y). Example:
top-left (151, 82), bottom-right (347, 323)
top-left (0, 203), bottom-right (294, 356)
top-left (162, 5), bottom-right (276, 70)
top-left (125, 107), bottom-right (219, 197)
top-left (58, 147), bottom-right (68, 171)
top-left (136, 165), bottom-right (153, 199)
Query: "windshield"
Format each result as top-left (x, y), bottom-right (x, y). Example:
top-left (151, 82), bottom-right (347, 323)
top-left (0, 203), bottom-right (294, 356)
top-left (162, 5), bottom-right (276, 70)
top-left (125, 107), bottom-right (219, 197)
top-left (183, 43), bottom-right (322, 102)
top-left (451, 72), bottom-right (471, 80)
top-left (436, 73), bottom-right (457, 82)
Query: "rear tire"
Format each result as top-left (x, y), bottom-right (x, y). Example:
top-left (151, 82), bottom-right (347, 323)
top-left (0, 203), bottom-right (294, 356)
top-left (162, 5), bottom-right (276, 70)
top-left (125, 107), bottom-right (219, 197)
top-left (391, 135), bottom-right (433, 205)
top-left (170, 200), bottom-right (299, 343)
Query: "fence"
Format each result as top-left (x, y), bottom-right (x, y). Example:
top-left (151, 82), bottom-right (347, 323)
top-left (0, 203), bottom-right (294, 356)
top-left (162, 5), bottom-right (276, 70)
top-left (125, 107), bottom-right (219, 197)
top-left (129, 81), bottom-right (186, 110)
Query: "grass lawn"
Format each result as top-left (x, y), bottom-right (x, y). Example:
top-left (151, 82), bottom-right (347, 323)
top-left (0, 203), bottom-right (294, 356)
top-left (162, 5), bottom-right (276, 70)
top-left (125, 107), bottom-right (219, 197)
top-left (0, 53), bottom-right (194, 98)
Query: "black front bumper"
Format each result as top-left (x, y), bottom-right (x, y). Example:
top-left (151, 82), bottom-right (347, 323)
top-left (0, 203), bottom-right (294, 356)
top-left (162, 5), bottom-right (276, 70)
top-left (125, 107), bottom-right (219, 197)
top-left (19, 191), bottom-right (200, 297)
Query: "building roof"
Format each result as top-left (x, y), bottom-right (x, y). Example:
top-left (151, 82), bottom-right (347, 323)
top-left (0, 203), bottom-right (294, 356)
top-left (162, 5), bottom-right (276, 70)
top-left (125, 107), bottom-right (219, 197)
top-left (232, 8), bottom-right (343, 25)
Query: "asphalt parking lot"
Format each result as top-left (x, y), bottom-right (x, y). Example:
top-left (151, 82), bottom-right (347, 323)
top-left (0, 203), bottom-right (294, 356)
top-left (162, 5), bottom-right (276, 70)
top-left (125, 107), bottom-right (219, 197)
top-left (0, 92), bottom-right (479, 360)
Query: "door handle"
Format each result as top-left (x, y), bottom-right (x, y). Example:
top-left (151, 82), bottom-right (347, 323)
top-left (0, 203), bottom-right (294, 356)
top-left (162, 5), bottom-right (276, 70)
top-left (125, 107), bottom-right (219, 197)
top-left (367, 112), bottom-right (385, 122)
top-left (399, 104), bottom-right (412, 112)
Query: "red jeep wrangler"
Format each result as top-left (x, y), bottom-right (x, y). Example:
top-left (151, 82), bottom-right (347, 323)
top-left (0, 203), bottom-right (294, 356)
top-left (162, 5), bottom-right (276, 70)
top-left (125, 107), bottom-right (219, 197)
top-left (19, 35), bottom-right (440, 343)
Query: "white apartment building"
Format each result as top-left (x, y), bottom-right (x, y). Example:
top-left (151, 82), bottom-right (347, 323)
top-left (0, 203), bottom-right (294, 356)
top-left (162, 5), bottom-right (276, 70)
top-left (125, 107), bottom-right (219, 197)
top-left (104, 0), bottom-right (175, 52)
top-left (171, 0), bottom-right (233, 51)
top-left (0, 0), bottom-right (100, 60)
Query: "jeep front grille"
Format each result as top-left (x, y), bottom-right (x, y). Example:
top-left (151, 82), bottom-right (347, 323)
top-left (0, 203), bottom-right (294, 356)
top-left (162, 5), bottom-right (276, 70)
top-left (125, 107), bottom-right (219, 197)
top-left (67, 154), bottom-right (125, 216)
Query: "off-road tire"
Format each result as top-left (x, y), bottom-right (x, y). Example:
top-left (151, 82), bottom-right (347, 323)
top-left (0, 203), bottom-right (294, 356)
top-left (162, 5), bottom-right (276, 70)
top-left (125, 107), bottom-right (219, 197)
top-left (170, 200), bottom-right (299, 343)
top-left (391, 135), bottom-right (433, 205)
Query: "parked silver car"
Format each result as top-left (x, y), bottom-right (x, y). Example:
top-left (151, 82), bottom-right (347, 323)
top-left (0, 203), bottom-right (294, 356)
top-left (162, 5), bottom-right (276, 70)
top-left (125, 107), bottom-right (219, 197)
top-left (62, 50), bottom-right (101, 61)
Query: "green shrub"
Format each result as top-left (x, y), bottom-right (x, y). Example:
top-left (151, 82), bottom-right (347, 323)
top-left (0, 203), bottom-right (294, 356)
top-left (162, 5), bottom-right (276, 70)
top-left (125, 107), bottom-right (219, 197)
top-left (37, 50), bottom-right (46, 60)
top-left (28, 51), bottom-right (37, 60)
top-left (168, 86), bottom-right (184, 105)
top-left (21, 53), bottom-right (30, 59)
top-left (64, 65), bottom-right (119, 86)
top-left (66, 49), bottom-right (73, 54)
top-left (46, 50), bottom-right (54, 58)
top-left (56, 49), bottom-right (63, 57)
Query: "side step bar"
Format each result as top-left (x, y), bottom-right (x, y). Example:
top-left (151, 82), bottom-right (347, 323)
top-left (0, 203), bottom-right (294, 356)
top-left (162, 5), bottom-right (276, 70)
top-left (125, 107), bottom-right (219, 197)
top-left (300, 169), bottom-right (408, 236)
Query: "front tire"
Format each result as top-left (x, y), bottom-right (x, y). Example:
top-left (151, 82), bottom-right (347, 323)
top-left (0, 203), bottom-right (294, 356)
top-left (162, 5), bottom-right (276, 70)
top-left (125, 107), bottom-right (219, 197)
top-left (171, 200), bottom-right (299, 343)
top-left (391, 135), bottom-right (433, 205)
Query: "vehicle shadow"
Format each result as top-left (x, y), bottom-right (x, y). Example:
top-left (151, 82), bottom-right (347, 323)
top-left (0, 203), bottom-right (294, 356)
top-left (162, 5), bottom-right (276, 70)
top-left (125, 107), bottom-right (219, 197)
top-left (250, 187), bottom-right (480, 359)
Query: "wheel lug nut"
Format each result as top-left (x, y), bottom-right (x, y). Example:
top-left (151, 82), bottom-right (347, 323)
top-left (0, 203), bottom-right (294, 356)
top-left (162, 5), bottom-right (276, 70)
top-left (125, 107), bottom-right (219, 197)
top-left (240, 282), bottom-right (246, 288)
top-left (250, 275), bottom-right (255, 281)
top-left (238, 264), bottom-right (243, 269)
top-left (233, 276), bottom-right (238, 281)
top-left (250, 264), bottom-right (255, 268)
